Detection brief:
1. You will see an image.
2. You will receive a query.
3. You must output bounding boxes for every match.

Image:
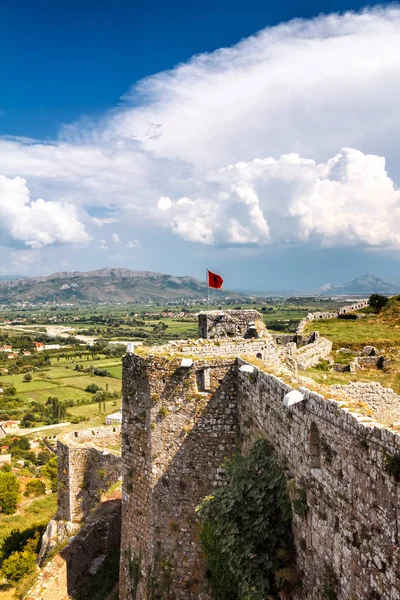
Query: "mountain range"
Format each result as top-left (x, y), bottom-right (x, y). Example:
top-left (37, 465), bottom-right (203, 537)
top-left (317, 274), bottom-right (400, 296)
top-left (0, 268), bottom-right (241, 305)
top-left (0, 269), bottom-right (398, 305)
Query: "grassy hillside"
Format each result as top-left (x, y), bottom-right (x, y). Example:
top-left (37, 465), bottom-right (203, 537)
top-left (304, 295), bottom-right (400, 394)
top-left (304, 296), bottom-right (400, 351)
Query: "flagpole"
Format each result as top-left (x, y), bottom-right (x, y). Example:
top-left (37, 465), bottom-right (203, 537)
top-left (206, 268), bottom-right (209, 312)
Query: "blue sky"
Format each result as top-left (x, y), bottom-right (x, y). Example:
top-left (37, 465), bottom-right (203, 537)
top-left (1, 1), bottom-right (400, 291)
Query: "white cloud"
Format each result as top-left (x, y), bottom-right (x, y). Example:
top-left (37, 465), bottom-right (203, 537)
top-left (92, 217), bottom-right (120, 226)
top-left (111, 7), bottom-right (400, 168)
top-left (112, 233), bottom-right (120, 243)
top-left (0, 175), bottom-right (90, 248)
top-left (160, 148), bottom-right (400, 247)
top-left (99, 240), bottom-right (108, 250)
top-left (155, 148), bottom-right (400, 247)
top-left (0, 8), bottom-right (400, 253)
top-left (158, 196), bottom-right (172, 211)
top-left (125, 239), bottom-right (141, 248)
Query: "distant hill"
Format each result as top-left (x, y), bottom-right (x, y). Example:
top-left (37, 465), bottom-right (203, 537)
top-left (0, 268), bottom-right (242, 305)
top-left (318, 273), bottom-right (400, 296)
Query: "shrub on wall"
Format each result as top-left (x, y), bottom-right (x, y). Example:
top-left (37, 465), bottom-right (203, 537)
top-left (198, 440), bottom-right (297, 600)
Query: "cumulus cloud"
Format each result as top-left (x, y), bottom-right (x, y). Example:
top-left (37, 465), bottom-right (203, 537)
top-left (158, 148), bottom-right (400, 247)
top-left (1, 8), bottom-right (400, 253)
top-left (0, 175), bottom-right (90, 248)
top-left (111, 7), bottom-right (400, 168)
top-left (112, 233), bottom-right (120, 243)
top-left (157, 196), bottom-right (172, 211)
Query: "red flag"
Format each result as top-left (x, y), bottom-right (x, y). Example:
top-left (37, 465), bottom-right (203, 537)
top-left (208, 270), bottom-right (224, 289)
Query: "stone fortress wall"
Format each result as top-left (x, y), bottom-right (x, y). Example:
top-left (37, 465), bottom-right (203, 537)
top-left (276, 331), bottom-right (333, 370)
top-left (332, 381), bottom-right (400, 424)
top-left (151, 309), bottom-right (332, 371)
top-left (296, 299), bottom-right (369, 333)
top-left (119, 310), bottom-right (400, 600)
top-left (120, 355), bottom-right (239, 599)
top-left (57, 426), bottom-right (121, 522)
top-left (198, 309), bottom-right (264, 339)
top-left (236, 360), bottom-right (400, 600)
top-left (294, 335), bottom-right (333, 369)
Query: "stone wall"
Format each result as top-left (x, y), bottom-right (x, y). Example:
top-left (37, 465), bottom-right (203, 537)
top-left (120, 354), bottom-right (238, 600)
top-left (179, 337), bottom-right (282, 365)
top-left (296, 299), bottom-right (369, 333)
top-left (198, 309), bottom-right (265, 339)
top-left (121, 349), bottom-right (400, 600)
top-left (237, 360), bottom-right (400, 600)
top-left (276, 333), bottom-right (333, 370)
top-left (331, 381), bottom-right (400, 424)
top-left (295, 336), bottom-right (333, 370)
top-left (146, 338), bottom-right (282, 370)
top-left (148, 334), bottom-right (282, 368)
top-left (272, 331), bottom-right (318, 346)
top-left (57, 426), bottom-right (121, 522)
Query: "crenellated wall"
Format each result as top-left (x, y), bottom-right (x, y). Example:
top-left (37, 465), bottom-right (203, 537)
top-left (120, 351), bottom-right (400, 600)
top-left (237, 360), bottom-right (400, 600)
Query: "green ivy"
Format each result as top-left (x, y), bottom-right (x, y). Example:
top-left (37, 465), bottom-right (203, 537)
top-left (198, 440), bottom-right (297, 600)
top-left (383, 452), bottom-right (400, 482)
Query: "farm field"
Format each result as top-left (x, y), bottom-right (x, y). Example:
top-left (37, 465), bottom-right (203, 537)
top-left (0, 354), bottom-right (123, 430)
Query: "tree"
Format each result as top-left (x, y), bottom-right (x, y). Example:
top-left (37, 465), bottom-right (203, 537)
top-left (86, 383), bottom-right (101, 394)
top-left (1, 527), bottom-right (44, 563)
top-left (2, 550), bottom-right (36, 582)
top-left (0, 472), bottom-right (20, 514)
top-left (37, 450), bottom-right (51, 466)
top-left (93, 389), bottom-right (105, 403)
top-left (368, 294), bottom-right (389, 313)
top-left (24, 479), bottom-right (46, 497)
top-left (23, 373), bottom-right (32, 382)
top-left (46, 397), bottom-right (66, 422)
top-left (42, 456), bottom-right (57, 492)
top-left (21, 413), bottom-right (36, 428)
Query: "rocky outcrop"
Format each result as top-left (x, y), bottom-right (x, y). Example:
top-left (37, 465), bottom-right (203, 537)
top-left (26, 499), bottom-right (121, 600)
